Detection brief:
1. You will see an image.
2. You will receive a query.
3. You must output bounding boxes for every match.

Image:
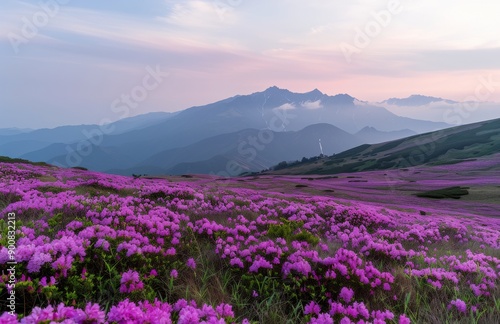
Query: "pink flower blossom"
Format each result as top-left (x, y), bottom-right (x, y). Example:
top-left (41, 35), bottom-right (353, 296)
top-left (399, 314), bottom-right (411, 324)
top-left (449, 299), bottom-right (467, 313)
top-left (339, 287), bottom-right (355, 303)
top-left (120, 270), bottom-right (144, 294)
top-left (304, 301), bottom-right (321, 315)
top-left (186, 258), bottom-right (197, 270)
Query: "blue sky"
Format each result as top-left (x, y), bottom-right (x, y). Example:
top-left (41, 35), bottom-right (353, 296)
top-left (1, 0), bottom-right (500, 128)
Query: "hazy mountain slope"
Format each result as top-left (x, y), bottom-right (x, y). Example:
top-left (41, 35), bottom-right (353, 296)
top-left (114, 123), bottom-right (363, 175)
top-left (4, 112), bottom-right (176, 162)
top-left (270, 117), bottom-right (500, 175)
top-left (355, 127), bottom-right (417, 144)
top-left (47, 145), bottom-right (136, 171)
top-left (0, 140), bottom-right (53, 157)
top-left (166, 123), bottom-right (363, 175)
top-left (21, 143), bottom-right (70, 163)
top-left (0, 125), bottom-right (96, 147)
top-left (0, 128), bottom-right (33, 136)
top-left (0, 112), bottom-right (175, 158)
top-left (106, 112), bottom-right (178, 134)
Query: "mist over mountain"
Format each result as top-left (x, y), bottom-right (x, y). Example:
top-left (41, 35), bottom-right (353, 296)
top-left (382, 95), bottom-right (458, 106)
top-left (355, 127), bottom-right (417, 144)
top-left (379, 95), bottom-right (499, 125)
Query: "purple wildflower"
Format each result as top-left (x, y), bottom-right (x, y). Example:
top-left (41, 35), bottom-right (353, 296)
top-left (304, 301), bottom-right (321, 315)
top-left (120, 270), bottom-right (144, 294)
top-left (339, 287), bottom-right (355, 303)
top-left (186, 258), bottom-right (196, 270)
top-left (449, 299), bottom-right (467, 313)
top-left (399, 314), bottom-right (411, 324)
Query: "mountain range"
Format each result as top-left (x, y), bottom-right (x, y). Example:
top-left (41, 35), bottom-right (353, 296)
top-left (2, 87), bottom-right (488, 176)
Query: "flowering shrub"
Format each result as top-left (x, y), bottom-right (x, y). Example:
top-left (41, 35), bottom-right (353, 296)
top-left (0, 162), bottom-right (499, 322)
top-left (120, 270), bottom-right (144, 294)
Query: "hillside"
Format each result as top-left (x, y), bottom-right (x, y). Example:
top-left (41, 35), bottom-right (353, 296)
top-left (270, 117), bottom-right (500, 175)
top-left (0, 112), bottom-right (176, 158)
top-left (115, 123), bottom-right (362, 175)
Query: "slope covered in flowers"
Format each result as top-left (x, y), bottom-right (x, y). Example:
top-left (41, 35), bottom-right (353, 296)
top-left (0, 162), bottom-right (499, 323)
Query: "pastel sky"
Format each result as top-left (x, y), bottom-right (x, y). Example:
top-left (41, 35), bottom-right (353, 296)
top-left (1, 0), bottom-right (500, 128)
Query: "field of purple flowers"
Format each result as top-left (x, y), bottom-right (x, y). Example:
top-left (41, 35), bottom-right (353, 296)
top-left (1, 162), bottom-right (500, 323)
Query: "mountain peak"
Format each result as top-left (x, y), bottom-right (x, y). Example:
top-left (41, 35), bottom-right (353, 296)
top-left (308, 88), bottom-right (324, 96)
top-left (261, 86), bottom-right (325, 97)
top-left (324, 93), bottom-right (356, 105)
top-left (263, 86), bottom-right (288, 94)
top-left (359, 126), bottom-right (377, 132)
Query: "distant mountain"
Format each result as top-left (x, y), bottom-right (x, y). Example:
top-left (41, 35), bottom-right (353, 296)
top-left (5, 87), bottom-right (450, 173)
top-left (0, 124), bottom-right (98, 158)
top-left (379, 95), bottom-right (500, 125)
top-left (106, 112), bottom-right (179, 133)
top-left (382, 95), bottom-right (457, 106)
top-left (77, 87), bottom-right (450, 171)
top-left (0, 125), bottom-right (91, 147)
top-left (1, 140), bottom-right (54, 158)
top-left (2, 112), bottom-right (176, 158)
top-left (241, 87), bottom-right (448, 134)
top-left (21, 143), bottom-right (74, 164)
top-left (269, 117), bottom-right (500, 175)
top-left (0, 128), bottom-right (33, 136)
top-left (112, 123), bottom-right (363, 175)
top-left (355, 127), bottom-right (417, 144)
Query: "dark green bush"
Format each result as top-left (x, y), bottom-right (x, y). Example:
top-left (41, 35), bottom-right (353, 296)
top-left (415, 186), bottom-right (469, 199)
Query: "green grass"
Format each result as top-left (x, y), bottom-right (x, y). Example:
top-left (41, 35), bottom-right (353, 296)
top-left (428, 159), bottom-right (477, 166)
top-left (415, 186), bottom-right (470, 199)
top-left (37, 186), bottom-right (68, 194)
top-left (0, 155), bottom-right (50, 167)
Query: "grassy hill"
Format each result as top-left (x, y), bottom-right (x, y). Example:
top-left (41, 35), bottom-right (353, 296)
top-left (0, 155), bottom-right (50, 166)
top-left (270, 118), bottom-right (500, 175)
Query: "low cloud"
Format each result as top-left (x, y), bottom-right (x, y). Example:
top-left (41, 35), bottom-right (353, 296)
top-left (426, 101), bottom-right (458, 109)
top-left (273, 103), bottom-right (296, 111)
top-left (301, 100), bottom-right (323, 110)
